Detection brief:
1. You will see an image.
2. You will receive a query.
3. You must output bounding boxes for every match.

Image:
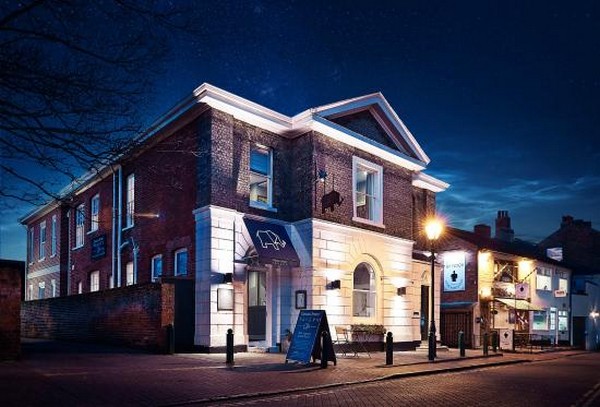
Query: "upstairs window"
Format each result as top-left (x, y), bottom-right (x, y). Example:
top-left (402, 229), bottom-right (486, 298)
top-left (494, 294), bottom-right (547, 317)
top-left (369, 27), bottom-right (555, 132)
top-left (75, 204), bottom-right (85, 248)
top-left (352, 157), bottom-right (383, 225)
top-left (536, 267), bottom-right (552, 291)
top-left (249, 145), bottom-right (273, 208)
top-left (175, 249), bottom-right (188, 276)
top-left (353, 262), bottom-right (376, 318)
top-left (28, 228), bottom-right (34, 263)
top-left (126, 174), bottom-right (135, 228)
top-left (51, 215), bottom-right (57, 256)
top-left (39, 221), bottom-right (46, 259)
top-left (90, 194), bottom-right (100, 231)
top-left (152, 255), bottom-right (163, 282)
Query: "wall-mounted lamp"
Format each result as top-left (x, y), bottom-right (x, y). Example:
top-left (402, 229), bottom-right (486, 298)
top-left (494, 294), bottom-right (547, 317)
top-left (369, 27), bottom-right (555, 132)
top-left (223, 273), bottom-right (233, 284)
top-left (326, 279), bottom-right (341, 290)
top-left (315, 169), bottom-right (328, 183)
top-left (397, 287), bottom-right (407, 296)
top-left (590, 311), bottom-right (599, 319)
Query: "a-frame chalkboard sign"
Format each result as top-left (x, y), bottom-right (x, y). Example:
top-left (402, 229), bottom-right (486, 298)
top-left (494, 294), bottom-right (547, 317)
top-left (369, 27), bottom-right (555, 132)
top-left (285, 310), bottom-right (336, 366)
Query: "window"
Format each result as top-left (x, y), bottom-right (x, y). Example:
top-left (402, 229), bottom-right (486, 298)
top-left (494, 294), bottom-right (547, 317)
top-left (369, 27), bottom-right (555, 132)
top-left (352, 157), bottom-right (383, 225)
top-left (28, 228), bottom-right (35, 263)
top-left (151, 255), bottom-right (163, 282)
top-left (38, 281), bottom-right (45, 299)
top-left (532, 310), bottom-right (548, 330)
top-left (126, 262), bottom-right (134, 286)
top-left (28, 284), bottom-right (33, 301)
top-left (51, 215), bottom-right (57, 256)
top-left (77, 281), bottom-right (83, 294)
top-left (249, 145), bottom-right (273, 208)
top-left (558, 310), bottom-right (568, 332)
top-left (75, 204), bottom-right (85, 248)
top-left (549, 307), bottom-right (557, 331)
top-left (559, 278), bottom-right (568, 294)
top-left (175, 249), bottom-right (188, 276)
top-left (109, 275), bottom-right (114, 289)
top-left (39, 221), bottom-right (46, 259)
top-left (90, 270), bottom-right (100, 292)
top-left (125, 174), bottom-right (135, 228)
top-left (536, 267), bottom-right (552, 291)
top-left (353, 262), bottom-right (376, 317)
top-left (51, 279), bottom-right (57, 298)
top-left (90, 194), bottom-right (100, 231)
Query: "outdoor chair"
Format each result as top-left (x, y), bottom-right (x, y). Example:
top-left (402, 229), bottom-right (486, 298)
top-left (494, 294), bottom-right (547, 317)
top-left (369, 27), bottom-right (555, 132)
top-left (334, 326), bottom-right (357, 357)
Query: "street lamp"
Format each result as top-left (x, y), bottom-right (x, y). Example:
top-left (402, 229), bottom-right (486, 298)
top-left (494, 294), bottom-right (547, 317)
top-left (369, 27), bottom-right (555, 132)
top-left (425, 217), bottom-right (444, 361)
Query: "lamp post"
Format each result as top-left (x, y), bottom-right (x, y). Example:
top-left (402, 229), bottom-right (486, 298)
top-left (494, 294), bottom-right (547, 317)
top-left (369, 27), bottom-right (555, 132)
top-left (425, 218), bottom-right (443, 361)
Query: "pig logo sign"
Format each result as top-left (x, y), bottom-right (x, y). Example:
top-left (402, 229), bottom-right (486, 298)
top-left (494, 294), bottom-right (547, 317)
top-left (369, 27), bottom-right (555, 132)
top-left (256, 229), bottom-right (287, 251)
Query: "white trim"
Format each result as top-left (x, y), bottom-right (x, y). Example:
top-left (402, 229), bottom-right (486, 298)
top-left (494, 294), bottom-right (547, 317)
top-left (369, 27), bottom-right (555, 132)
top-left (26, 264), bottom-right (60, 279)
top-left (412, 172), bottom-right (450, 193)
top-left (174, 248), bottom-right (188, 276)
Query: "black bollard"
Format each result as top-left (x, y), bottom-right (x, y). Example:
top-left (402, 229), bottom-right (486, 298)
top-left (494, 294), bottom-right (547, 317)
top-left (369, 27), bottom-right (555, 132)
top-left (166, 323), bottom-right (175, 355)
top-left (492, 331), bottom-right (498, 353)
top-left (321, 331), bottom-right (329, 369)
top-left (459, 330), bottom-right (465, 357)
top-left (385, 332), bottom-right (393, 365)
top-left (226, 328), bottom-right (234, 365)
top-left (483, 332), bottom-right (489, 356)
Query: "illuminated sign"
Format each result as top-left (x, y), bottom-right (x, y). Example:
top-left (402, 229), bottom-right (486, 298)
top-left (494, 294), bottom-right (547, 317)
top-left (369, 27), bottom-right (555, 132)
top-left (443, 251), bottom-right (466, 292)
top-left (554, 289), bottom-right (567, 298)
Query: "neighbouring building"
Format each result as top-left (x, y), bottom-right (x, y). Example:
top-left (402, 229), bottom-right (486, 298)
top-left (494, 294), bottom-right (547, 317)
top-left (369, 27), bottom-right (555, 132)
top-left (0, 259), bottom-right (24, 360)
top-left (539, 216), bottom-right (600, 350)
top-left (21, 83), bottom-right (449, 352)
top-left (438, 211), bottom-right (572, 349)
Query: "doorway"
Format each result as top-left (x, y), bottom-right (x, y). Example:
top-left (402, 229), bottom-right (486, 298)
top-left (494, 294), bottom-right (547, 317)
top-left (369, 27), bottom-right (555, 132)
top-left (248, 270), bottom-right (266, 341)
top-left (421, 285), bottom-right (429, 340)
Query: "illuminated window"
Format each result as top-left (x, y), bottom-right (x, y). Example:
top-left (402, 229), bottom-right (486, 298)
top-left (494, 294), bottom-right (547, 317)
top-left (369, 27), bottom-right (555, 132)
top-left (90, 194), bottom-right (100, 231)
top-left (249, 145), bottom-right (273, 208)
top-left (90, 270), bottom-right (100, 292)
top-left (126, 174), bottom-right (135, 228)
top-left (352, 157), bottom-right (383, 225)
top-left (51, 279), bottom-right (57, 298)
top-left (77, 281), bottom-right (83, 294)
top-left (151, 255), bottom-right (163, 282)
top-left (353, 262), bottom-right (376, 317)
top-left (51, 215), bottom-right (57, 256)
top-left (38, 281), bottom-right (45, 299)
top-left (549, 307), bottom-right (557, 330)
top-left (174, 249), bottom-right (188, 276)
top-left (75, 204), bottom-right (85, 248)
top-left (532, 310), bottom-right (548, 330)
top-left (536, 268), bottom-right (552, 291)
top-left (558, 310), bottom-right (568, 331)
top-left (559, 278), bottom-right (568, 294)
top-left (39, 221), bottom-right (46, 260)
top-left (126, 262), bottom-right (134, 286)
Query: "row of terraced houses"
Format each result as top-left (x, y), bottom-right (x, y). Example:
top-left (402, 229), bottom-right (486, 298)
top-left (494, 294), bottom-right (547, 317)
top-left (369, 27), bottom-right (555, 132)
top-left (20, 84), bottom-right (600, 352)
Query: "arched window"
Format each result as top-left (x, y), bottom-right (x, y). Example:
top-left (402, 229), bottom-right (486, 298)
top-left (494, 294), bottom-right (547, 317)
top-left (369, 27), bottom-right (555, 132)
top-left (353, 262), bottom-right (375, 317)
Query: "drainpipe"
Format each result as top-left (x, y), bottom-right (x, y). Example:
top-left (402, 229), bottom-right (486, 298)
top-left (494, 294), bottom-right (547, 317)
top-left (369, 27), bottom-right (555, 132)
top-left (66, 207), bottom-right (72, 294)
top-left (116, 167), bottom-right (123, 287)
top-left (111, 170), bottom-right (117, 288)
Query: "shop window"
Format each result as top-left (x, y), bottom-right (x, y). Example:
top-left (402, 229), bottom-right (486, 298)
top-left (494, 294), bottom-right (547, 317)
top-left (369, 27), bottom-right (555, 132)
top-left (352, 157), bottom-right (383, 225)
top-left (90, 270), bottom-right (100, 292)
top-left (175, 249), bottom-right (188, 276)
top-left (549, 307), bottom-right (557, 331)
top-left (125, 174), bottom-right (135, 228)
top-left (353, 262), bottom-right (376, 317)
top-left (90, 194), bottom-right (100, 231)
top-left (75, 204), bottom-right (85, 248)
top-left (558, 310), bottom-right (568, 332)
top-left (532, 310), bottom-right (548, 330)
top-left (39, 221), bottom-right (46, 260)
top-left (152, 255), bottom-right (163, 282)
top-left (249, 145), bottom-right (273, 208)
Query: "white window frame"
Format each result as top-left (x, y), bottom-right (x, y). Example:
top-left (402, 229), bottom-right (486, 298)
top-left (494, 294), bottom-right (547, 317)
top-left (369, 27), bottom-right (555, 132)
top-left (249, 145), bottom-right (275, 210)
top-left (352, 262), bottom-right (376, 319)
top-left (28, 284), bottom-right (33, 301)
top-left (352, 156), bottom-right (384, 227)
top-left (174, 249), bottom-right (188, 276)
top-left (51, 279), bottom-right (57, 298)
top-left (90, 194), bottom-right (100, 232)
top-left (77, 281), bottom-right (83, 294)
top-left (151, 255), bottom-right (163, 282)
top-left (38, 221), bottom-right (46, 260)
top-left (90, 270), bottom-right (100, 292)
top-left (75, 204), bottom-right (85, 248)
top-left (126, 262), bottom-right (134, 286)
top-left (125, 174), bottom-right (135, 228)
top-left (29, 228), bottom-right (35, 263)
top-left (51, 215), bottom-right (57, 257)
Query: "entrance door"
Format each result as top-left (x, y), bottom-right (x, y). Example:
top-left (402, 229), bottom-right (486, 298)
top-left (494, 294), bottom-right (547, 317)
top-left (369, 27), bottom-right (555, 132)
top-left (248, 270), bottom-right (267, 341)
top-left (573, 316), bottom-right (586, 349)
top-left (421, 285), bottom-right (429, 340)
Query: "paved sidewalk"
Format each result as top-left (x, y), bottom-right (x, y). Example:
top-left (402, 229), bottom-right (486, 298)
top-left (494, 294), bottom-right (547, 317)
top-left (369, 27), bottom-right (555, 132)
top-left (0, 339), bottom-right (587, 406)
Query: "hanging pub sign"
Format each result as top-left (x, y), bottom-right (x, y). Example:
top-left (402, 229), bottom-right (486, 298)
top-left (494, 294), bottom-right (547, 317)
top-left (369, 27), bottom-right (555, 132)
top-left (285, 310), bottom-right (336, 366)
top-left (515, 283), bottom-right (529, 299)
top-left (443, 251), bottom-right (466, 292)
top-left (91, 235), bottom-right (107, 260)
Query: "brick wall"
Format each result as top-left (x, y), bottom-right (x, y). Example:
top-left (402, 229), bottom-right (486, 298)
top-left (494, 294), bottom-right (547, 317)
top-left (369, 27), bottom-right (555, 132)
top-left (0, 260), bottom-right (23, 360)
top-left (21, 282), bottom-right (174, 353)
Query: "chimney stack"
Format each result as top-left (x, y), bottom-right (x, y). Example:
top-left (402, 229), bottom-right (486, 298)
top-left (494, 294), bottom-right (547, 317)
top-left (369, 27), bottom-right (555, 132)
top-left (474, 224), bottom-right (491, 239)
top-left (495, 210), bottom-right (514, 242)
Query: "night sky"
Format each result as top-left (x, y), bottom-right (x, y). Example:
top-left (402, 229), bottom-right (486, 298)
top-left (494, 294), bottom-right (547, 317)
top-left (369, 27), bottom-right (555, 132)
top-left (2, 1), bottom-right (599, 259)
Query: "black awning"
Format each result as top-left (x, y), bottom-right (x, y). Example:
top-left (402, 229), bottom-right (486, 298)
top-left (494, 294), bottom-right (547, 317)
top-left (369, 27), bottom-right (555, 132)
top-left (243, 218), bottom-right (300, 266)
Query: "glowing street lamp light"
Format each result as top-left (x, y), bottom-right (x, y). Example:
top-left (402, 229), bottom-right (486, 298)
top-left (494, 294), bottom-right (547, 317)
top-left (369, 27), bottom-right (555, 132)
top-left (425, 217), bottom-right (444, 361)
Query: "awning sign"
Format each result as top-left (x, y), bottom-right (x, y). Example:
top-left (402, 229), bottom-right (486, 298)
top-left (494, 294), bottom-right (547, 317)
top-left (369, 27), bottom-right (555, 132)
top-left (244, 218), bottom-right (299, 266)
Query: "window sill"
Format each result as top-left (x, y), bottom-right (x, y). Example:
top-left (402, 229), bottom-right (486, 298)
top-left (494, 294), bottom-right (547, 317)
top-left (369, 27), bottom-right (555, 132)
top-left (352, 216), bottom-right (385, 229)
top-left (72, 245), bottom-right (84, 251)
top-left (37, 258), bottom-right (45, 263)
top-left (249, 201), bottom-right (278, 213)
top-left (87, 229), bottom-right (99, 235)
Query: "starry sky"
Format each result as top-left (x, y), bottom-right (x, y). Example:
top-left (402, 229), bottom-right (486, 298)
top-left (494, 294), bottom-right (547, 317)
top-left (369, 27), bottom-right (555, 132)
top-left (1, 1), bottom-right (599, 260)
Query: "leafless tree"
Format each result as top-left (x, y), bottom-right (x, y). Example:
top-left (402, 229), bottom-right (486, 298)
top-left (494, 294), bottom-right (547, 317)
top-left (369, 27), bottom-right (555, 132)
top-left (0, 0), bottom-right (194, 206)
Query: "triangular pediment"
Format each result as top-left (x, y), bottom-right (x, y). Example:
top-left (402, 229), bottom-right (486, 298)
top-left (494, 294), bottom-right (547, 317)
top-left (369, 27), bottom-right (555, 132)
top-left (310, 93), bottom-right (430, 165)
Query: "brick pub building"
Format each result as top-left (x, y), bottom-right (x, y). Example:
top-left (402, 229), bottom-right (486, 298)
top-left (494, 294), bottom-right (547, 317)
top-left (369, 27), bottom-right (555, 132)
top-left (21, 84), bottom-right (449, 352)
